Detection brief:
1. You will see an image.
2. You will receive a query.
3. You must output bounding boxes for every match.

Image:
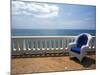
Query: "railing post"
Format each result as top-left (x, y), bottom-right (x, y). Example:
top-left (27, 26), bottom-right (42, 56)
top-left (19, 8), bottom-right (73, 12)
top-left (65, 39), bottom-right (67, 48)
top-left (19, 39), bottom-right (23, 51)
top-left (40, 40), bottom-right (42, 50)
top-left (66, 38), bottom-right (69, 48)
top-left (58, 39), bottom-right (60, 49)
top-left (92, 37), bottom-right (96, 49)
top-left (45, 40), bottom-right (47, 50)
top-left (16, 39), bottom-right (20, 51)
top-left (54, 39), bottom-right (56, 50)
top-left (25, 39), bottom-right (28, 50)
top-left (49, 39), bottom-right (52, 50)
top-left (23, 39), bottom-right (26, 50)
top-left (31, 39), bottom-right (33, 50)
top-left (63, 38), bottom-right (66, 50)
top-left (11, 39), bottom-right (14, 51)
top-left (47, 40), bottom-right (49, 50)
top-left (94, 37), bottom-right (96, 48)
top-left (36, 40), bottom-right (38, 50)
top-left (61, 39), bottom-right (64, 50)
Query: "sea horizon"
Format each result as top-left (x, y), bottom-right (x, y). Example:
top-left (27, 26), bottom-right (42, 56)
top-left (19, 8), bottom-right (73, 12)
top-left (11, 29), bottom-right (96, 36)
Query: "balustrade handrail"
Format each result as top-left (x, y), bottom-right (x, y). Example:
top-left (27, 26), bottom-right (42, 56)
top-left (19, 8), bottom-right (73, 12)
top-left (11, 36), bottom-right (95, 38)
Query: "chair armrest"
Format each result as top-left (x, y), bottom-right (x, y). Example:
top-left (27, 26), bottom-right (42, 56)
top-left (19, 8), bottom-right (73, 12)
top-left (67, 42), bottom-right (77, 51)
top-left (81, 45), bottom-right (89, 49)
top-left (81, 45), bottom-right (89, 53)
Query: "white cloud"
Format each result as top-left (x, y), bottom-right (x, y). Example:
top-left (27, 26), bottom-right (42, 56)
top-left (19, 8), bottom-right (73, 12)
top-left (12, 1), bottom-right (26, 15)
top-left (12, 1), bottom-right (59, 18)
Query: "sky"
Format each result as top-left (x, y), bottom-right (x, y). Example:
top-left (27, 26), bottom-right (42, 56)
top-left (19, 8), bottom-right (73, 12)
top-left (12, 1), bottom-right (96, 30)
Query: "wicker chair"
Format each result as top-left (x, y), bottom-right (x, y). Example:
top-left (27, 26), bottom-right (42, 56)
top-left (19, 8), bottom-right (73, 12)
top-left (68, 33), bottom-right (92, 62)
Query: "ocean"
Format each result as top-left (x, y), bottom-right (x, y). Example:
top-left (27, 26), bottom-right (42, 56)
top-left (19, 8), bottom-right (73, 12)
top-left (11, 29), bottom-right (96, 36)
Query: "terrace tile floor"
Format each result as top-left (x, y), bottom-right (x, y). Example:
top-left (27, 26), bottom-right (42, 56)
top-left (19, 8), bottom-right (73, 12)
top-left (11, 55), bottom-right (96, 74)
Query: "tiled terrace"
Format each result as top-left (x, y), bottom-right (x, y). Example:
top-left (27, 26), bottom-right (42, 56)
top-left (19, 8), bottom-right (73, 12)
top-left (11, 54), bottom-right (96, 74)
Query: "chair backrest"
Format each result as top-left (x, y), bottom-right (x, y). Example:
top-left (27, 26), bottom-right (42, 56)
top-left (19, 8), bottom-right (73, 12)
top-left (77, 34), bottom-right (88, 48)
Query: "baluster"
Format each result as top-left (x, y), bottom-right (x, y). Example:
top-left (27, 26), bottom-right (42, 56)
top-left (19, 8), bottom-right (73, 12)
top-left (40, 40), bottom-right (42, 50)
top-left (12, 39), bottom-right (16, 55)
top-left (89, 37), bottom-right (92, 49)
top-left (54, 39), bottom-right (56, 50)
top-left (27, 40), bottom-right (29, 50)
top-left (12, 40), bottom-right (15, 51)
top-left (91, 38), bottom-right (94, 49)
top-left (62, 40), bottom-right (63, 49)
top-left (91, 39), bottom-right (94, 49)
top-left (58, 39), bottom-right (60, 49)
top-left (94, 38), bottom-right (96, 49)
top-left (61, 39), bottom-right (64, 50)
top-left (65, 39), bottom-right (67, 50)
top-left (25, 40), bottom-right (28, 50)
top-left (33, 40), bottom-right (35, 50)
top-left (45, 40), bottom-right (47, 50)
top-left (56, 40), bottom-right (58, 50)
top-left (73, 38), bottom-right (75, 42)
top-left (31, 39), bottom-right (33, 50)
top-left (36, 40), bottom-right (38, 50)
top-left (61, 39), bottom-right (63, 50)
top-left (63, 38), bottom-right (66, 50)
top-left (29, 40), bottom-right (31, 50)
top-left (27, 39), bottom-right (30, 50)
top-left (93, 38), bottom-right (96, 49)
top-left (19, 39), bottom-right (23, 51)
top-left (67, 38), bottom-right (70, 47)
top-left (66, 38), bottom-right (68, 48)
top-left (51, 40), bottom-right (54, 50)
top-left (23, 40), bottom-right (26, 50)
top-left (89, 40), bottom-right (91, 49)
top-left (60, 40), bottom-right (62, 50)
top-left (41, 40), bottom-right (44, 50)
top-left (49, 40), bottom-right (52, 50)
top-left (16, 39), bottom-right (19, 51)
top-left (38, 40), bottom-right (40, 50)
top-left (47, 40), bottom-right (49, 50)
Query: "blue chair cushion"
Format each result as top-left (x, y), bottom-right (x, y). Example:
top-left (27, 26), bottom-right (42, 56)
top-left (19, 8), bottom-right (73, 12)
top-left (71, 48), bottom-right (81, 54)
top-left (77, 34), bottom-right (88, 48)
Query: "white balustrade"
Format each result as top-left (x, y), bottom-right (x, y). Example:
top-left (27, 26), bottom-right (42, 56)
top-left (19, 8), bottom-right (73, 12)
top-left (11, 36), bottom-right (96, 55)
